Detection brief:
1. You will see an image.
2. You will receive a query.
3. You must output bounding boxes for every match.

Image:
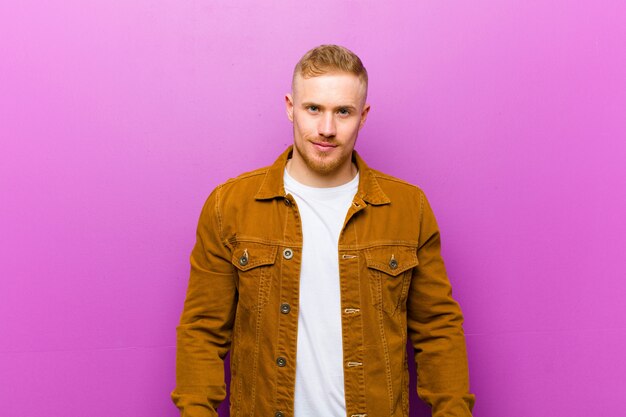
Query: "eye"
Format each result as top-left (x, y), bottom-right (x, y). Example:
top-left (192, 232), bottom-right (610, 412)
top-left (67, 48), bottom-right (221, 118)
top-left (307, 105), bottom-right (319, 113)
top-left (338, 108), bottom-right (351, 116)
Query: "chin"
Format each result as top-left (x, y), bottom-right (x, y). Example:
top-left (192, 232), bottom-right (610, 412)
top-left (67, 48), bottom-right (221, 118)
top-left (308, 154), bottom-right (349, 176)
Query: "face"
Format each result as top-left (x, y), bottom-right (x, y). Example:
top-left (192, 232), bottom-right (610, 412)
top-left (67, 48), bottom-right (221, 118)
top-left (285, 72), bottom-right (370, 184)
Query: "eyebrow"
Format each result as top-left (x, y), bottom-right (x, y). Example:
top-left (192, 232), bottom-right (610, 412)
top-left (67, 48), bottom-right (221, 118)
top-left (301, 102), bottom-right (358, 111)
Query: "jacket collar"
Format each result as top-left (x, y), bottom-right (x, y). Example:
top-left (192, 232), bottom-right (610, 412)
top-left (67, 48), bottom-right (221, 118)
top-left (255, 145), bottom-right (391, 206)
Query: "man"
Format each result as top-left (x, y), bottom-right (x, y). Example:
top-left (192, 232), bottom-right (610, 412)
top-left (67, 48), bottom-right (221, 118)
top-left (172, 45), bottom-right (475, 417)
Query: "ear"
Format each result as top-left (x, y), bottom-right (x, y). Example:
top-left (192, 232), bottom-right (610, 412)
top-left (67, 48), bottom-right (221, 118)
top-left (358, 103), bottom-right (371, 130)
top-left (285, 93), bottom-right (294, 122)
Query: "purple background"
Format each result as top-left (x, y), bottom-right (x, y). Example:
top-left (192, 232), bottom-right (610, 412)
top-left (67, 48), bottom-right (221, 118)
top-left (1, 1), bottom-right (625, 416)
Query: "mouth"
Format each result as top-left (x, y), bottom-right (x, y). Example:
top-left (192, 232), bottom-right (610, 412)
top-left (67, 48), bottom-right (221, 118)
top-left (311, 141), bottom-right (337, 151)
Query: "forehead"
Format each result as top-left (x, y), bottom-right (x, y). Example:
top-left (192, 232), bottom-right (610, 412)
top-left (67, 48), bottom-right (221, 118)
top-left (293, 72), bottom-right (366, 104)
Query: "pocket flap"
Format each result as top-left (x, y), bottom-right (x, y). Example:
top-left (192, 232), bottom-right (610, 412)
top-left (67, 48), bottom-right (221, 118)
top-left (365, 245), bottom-right (418, 277)
top-left (231, 243), bottom-right (278, 272)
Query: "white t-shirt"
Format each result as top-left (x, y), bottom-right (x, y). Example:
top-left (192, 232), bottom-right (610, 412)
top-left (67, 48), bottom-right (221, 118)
top-left (283, 167), bottom-right (359, 417)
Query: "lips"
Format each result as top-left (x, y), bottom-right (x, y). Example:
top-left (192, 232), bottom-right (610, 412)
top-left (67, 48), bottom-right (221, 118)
top-left (312, 141), bottom-right (337, 151)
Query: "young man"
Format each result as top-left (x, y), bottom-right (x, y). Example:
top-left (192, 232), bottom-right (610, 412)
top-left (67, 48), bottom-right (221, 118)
top-left (172, 45), bottom-right (475, 417)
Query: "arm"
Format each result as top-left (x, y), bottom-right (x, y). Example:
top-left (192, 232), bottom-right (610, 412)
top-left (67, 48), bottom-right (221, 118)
top-left (172, 187), bottom-right (237, 417)
top-left (406, 192), bottom-right (475, 416)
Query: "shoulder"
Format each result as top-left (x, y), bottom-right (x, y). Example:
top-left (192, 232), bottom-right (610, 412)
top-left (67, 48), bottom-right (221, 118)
top-left (206, 164), bottom-right (272, 204)
top-left (369, 168), bottom-right (427, 199)
top-left (221, 165), bottom-right (270, 188)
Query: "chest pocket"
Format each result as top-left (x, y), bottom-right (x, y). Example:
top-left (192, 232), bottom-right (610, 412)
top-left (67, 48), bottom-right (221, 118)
top-left (365, 245), bottom-right (418, 315)
top-left (231, 242), bottom-right (278, 311)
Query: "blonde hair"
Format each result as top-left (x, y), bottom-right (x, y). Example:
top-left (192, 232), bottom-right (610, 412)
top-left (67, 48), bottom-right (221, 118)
top-left (292, 44), bottom-right (368, 93)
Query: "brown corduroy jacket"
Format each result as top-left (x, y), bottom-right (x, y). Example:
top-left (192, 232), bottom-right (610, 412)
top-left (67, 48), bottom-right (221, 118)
top-left (172, 146), bottom-right (475, 417)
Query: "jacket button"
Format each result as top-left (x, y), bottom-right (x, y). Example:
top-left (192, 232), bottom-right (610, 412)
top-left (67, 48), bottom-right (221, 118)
top-left (239, 255), bottom-right (248, 266)
top-left (280, 303), bottom-right (291, 314)
top-left (389, 258), bottom-right (398, 269)
top-left (283, 248), bottom-right (294, 260)
top-left (275, 412), bottom-right (285, 417)
top-left (276, 356), bottom-right (287, 367)
top-left (284, 198), bottom-right (292, 206)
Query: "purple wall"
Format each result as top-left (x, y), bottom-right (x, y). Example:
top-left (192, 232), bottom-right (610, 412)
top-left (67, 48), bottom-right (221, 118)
top-left (1, 1), bottom-right (625, 416)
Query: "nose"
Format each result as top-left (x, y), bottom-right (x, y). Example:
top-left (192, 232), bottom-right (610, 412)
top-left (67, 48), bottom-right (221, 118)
top-left (318, 112), bottom-right (336, 138)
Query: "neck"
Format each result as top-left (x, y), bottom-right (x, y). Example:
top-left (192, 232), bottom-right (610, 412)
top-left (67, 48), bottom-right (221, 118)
top-left (286, 157), bottom-right (357, 188)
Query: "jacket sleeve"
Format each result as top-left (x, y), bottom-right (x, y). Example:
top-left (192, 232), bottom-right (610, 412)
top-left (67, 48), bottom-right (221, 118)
top-left (172, 186), bottom-right (237, 417)
top-left (406, 191), bottom-right (475, 416)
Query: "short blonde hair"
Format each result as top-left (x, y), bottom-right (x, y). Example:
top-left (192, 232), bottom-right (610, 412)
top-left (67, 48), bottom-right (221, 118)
top-left (292, 44), bottom-right (368, 93)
